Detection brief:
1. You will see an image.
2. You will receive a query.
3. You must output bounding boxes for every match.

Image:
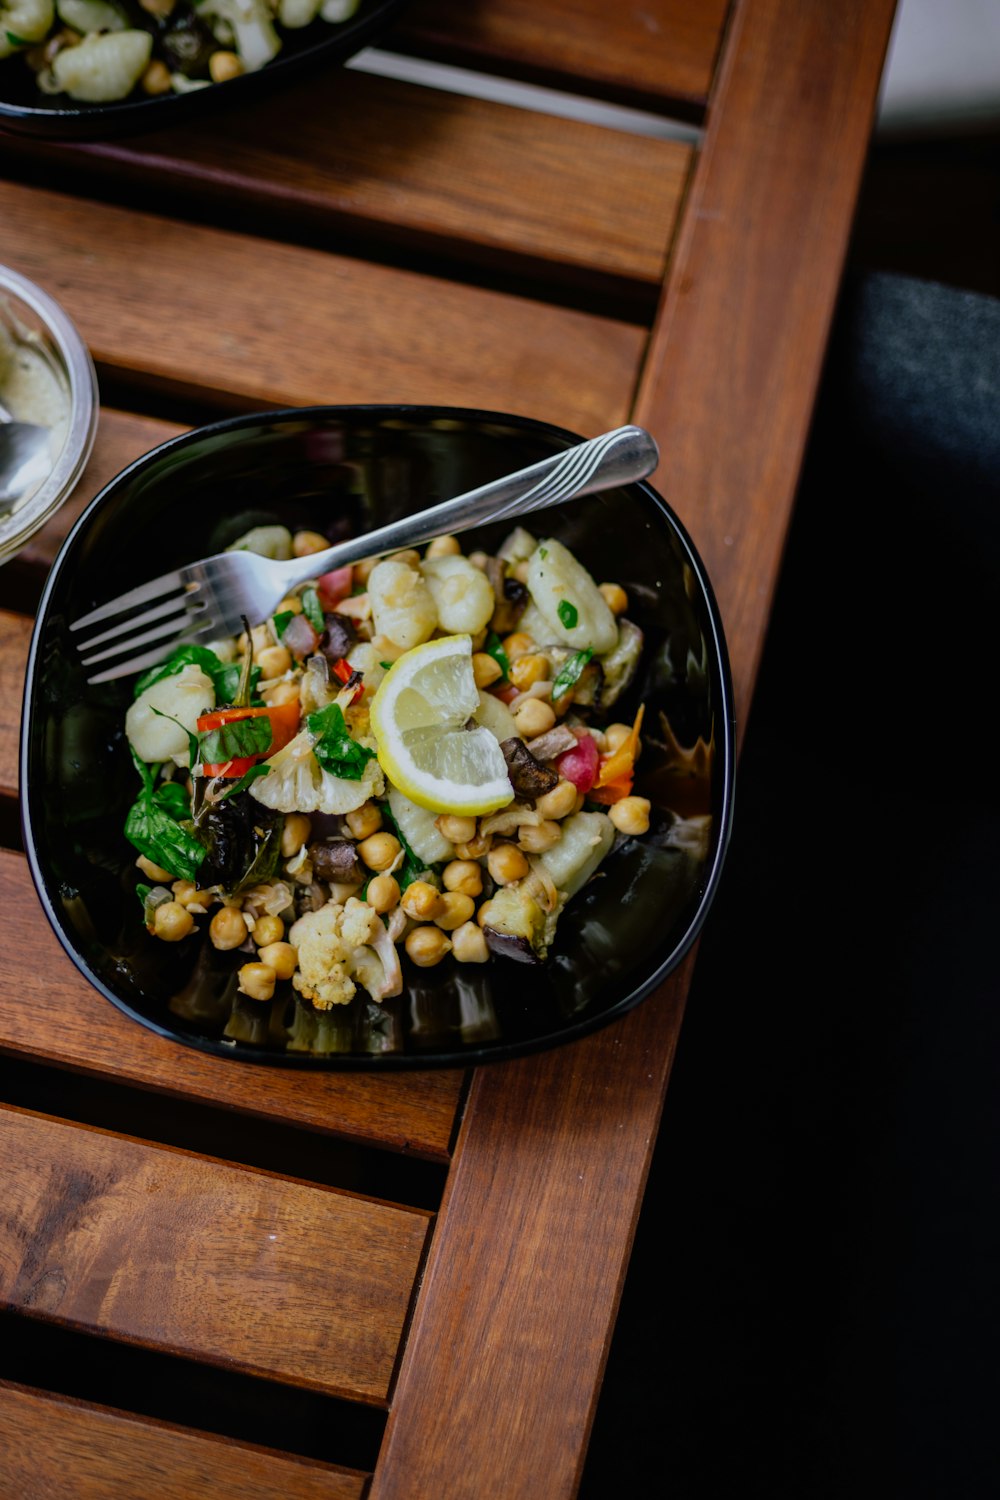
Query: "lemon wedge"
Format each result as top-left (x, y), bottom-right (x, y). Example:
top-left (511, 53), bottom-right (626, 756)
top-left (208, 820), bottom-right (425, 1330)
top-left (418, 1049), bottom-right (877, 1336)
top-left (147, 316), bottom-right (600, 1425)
top-left (370, 634), bottom-right (515, 816)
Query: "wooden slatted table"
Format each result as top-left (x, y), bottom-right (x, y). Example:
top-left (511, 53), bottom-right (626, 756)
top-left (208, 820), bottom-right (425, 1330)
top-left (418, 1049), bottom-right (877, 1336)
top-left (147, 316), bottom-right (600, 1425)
top-left (0, 2), bottom-right (896, 1495)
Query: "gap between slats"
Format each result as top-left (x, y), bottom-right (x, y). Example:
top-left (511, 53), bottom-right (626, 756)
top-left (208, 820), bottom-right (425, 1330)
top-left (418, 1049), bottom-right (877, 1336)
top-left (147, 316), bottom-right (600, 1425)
top-left (0, 1323), bottom-right (385, 1473)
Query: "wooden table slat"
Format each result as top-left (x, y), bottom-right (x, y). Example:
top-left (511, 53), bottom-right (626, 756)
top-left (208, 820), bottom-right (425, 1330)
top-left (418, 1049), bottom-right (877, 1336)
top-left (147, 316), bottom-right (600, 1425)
top-left (0, 849), bottom-right (463, 1162)
top-left (4, 71), bottom-right (690, 298)
top-left (0, 181), bottom-right (646, 438)
top-left (1, 1105), bottom-right (429, 1401)
top-left (0, 1382), bottom-right (368, 1499)
top-left (634, 0), bottom-right (898, 726)
top-left (390, 0), bottom-right (729, 116)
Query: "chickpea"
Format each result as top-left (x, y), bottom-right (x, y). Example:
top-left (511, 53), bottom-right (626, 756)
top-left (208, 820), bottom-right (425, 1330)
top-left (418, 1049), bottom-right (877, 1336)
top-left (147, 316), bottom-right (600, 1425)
top-left (366, 873), bottom-right (400, 913)
top-left (599, 582), bottom-right (629, 615)
top-left (346, 801), bottom-right (383, 841)
top-left (476, 899), bottom-right (495, 928)
top-left (534, 779), bottom-right (577, 821)
top-left (605, 722), bottom-right (640, 755)
top-left (472, 651), bottom-right (503, 689)
top-left (455, 832), bottom-right (492, 861)
top-left (405, 926), bottom-right (452, 968)
top-left (353, 557), bottom-right (378, 585)
top-left (256, 643), bottom-right (293, 679)
top-left (141, 59), bottom-right (172, 95)
top-left (609, 796), bottom-right (651, 836)
top-left (275, 596), bottom-right (302, 616)
top-left (358, 831), bottom-right (401, 871)
top-left (138, 0), bottom-right (174, 15)
top-left (292, 529), bottom-right (328, 557)
top-left (513, 697), bottom-right (556, 738)
top-left (586, 727), bottom-right (608, 753)
top-left (242, 622), bottom-right (271, 656)
top-left (502, 631), bottom-right (534, 659)
top-left (401, 880), bottom-right (443, 922)
top-left (154, 901), bottom-right (194, 943)
top-left (209, 49), bottom-right (243, 83)
top-left (389, 549), bottom-right (422, 569)
top-left (518, 820), bottom-right (562, 854)
top-left (436, 813), bottom-right (477, 845)
top-left (263, 679), bottom-right (300, 707)
top-left (210, 905), bottom-right (249, 951)
top-left (329, 881), bottom-right (363, 904)
top-left (425, 534), bottom-right (461, 558)
top-left (281, 813), bottom-right (312, 858)
top-left (442, 859), bottom-right (483, 898)
top-left (253, 914), bottom-right (284, 947)
top-left (451, 920), bottom-right (489, 964)
top-left (238, 963), bottom-right (276, 1002)
top-left (467, 550), bottom-right (490, 571)
top-left (511, 559), bottom-right (531, 585)
top-left (434, 891), bottom-right (476, 931)
top-left (256, 941), bottom-right (297, 981)
top-left (172, 879), bottom-right (196, 905)
top-left (487, 843), bottom-right (529, 885)
top-left (509, 654), bottom-right (549, 690)
top-left (136, 853), bottom-right (174, 883)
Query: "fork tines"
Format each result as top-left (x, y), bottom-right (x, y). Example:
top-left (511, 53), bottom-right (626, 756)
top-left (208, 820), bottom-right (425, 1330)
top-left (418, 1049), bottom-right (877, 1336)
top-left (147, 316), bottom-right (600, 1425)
top-left (70, 570), bottom-right (208, 684)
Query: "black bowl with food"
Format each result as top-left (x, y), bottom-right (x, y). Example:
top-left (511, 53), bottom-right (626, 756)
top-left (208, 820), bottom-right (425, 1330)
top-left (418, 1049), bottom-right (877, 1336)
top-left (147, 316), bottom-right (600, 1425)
top-left (0, 0), bottom-right (404, 138)
top-left (20, 405), bottom-right (735, 1068)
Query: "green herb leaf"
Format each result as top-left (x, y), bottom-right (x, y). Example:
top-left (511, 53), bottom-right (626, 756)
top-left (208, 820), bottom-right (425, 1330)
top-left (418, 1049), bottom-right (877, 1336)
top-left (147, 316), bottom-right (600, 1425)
top-left (152, 779), bottom-right (191, 820)
top-left (307, 702), bottom-right (376, 781)
top-left (551, 647), bottom-right (594, 701)
top-left (379, 661), bottom-right (393, 671)
top-left (484, 630), bottom-right (510, 681)
top-left (5, 29), bottom-right (28, 45)
top-left (136, 882), bottom-right (152, 908)
top-left (539, 546), bottom-right (548, 559)
top-left (301, 586), bottom-right (325, 633)
top-left (124, 747), bottom-right (206, 882)
top-left (557, 599), bottom-right (578, 630)
top-left (272, 610), bottom-right (294, 640)
top-left (199, 715), bottom-right (273, 766)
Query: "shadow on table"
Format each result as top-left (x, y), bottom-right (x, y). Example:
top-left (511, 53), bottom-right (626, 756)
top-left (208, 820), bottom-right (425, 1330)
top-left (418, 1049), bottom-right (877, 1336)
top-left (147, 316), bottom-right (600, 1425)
top-left (580, 268), bottom-right (1000, 1500)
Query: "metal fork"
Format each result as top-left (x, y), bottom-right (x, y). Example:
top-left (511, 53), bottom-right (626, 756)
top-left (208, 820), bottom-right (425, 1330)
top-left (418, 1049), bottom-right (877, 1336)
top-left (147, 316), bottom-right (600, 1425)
top-left (70, 423), bottom-right (659, 684)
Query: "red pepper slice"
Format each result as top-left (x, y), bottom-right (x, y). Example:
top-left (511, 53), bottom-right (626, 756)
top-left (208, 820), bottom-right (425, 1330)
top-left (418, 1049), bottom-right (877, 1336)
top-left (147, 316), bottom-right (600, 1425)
top-left (196, 701), bottom-right (300, 778)
top-left (331, 656), bottom-right (365, 704)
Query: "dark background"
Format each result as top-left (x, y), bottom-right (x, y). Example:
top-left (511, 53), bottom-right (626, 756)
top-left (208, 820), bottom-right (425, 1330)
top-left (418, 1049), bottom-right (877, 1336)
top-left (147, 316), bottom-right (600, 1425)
top-left (580, 128), bottom-right (1000, 1500)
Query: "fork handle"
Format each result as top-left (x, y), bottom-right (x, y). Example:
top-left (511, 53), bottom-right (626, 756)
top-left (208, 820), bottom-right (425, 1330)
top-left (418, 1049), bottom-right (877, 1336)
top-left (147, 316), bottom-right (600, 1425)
top-left (291, 424), bottom-right (659, 576)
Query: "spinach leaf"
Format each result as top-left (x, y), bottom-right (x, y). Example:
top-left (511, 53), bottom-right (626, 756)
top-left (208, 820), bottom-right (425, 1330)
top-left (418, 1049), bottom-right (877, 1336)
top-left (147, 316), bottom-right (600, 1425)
top-left (301, 586), bottom-right (325, 633)
top-left (124, 746), bottom-right (206, 882)
top-left (307, 702), bottom-right (376, 781)
top-left (551, 647), bottom-right (594, 701)
top-left (150, 705), bottom-right (199, 770)
top-left (272, 610), bottom-right (294, 641)
top-left (199, 715), bottom-right (273, 766)
top-left (484, 630), bottom-right (510, 681)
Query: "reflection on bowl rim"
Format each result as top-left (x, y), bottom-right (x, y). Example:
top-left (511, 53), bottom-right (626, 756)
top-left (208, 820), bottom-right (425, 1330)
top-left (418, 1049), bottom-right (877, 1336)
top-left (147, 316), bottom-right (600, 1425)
top-left (0, 263), bottom-right (99, 565)
top-left (20, 403), bottom-right (737, 1069)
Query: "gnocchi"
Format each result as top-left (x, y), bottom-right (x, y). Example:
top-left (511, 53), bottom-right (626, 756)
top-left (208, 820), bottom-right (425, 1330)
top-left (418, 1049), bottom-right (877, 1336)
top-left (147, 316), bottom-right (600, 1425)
top-left (526, 538), bottom-right (618, 654)
top-left (420, 553), bottom-right (496, 635)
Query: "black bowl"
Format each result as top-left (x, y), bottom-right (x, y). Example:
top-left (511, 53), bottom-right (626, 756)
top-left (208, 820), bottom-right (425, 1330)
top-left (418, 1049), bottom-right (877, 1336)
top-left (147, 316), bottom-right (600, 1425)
top-left (21, 405), bottom-right (735, 1068)
top-left (0, 0), bottom-right (405, 140)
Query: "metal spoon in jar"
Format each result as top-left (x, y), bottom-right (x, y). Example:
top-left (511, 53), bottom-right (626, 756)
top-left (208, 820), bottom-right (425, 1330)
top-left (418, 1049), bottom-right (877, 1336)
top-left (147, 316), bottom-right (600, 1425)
top-left (0, 393), bottom-right (51, 517)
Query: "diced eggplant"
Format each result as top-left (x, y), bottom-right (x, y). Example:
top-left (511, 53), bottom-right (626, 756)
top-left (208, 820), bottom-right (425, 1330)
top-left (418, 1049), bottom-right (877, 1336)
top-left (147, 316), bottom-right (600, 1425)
top-left (309, 839), bottom-right (362, 884)
top-left (500, 737), bottom-right (558, 801)
top-left (320, 613), bottom-right (357, 661)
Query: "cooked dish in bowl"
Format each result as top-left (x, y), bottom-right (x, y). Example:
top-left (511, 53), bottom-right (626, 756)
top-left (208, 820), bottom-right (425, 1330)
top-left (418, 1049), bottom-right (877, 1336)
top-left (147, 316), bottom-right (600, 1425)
top-left (2, 0), bottom-right (364, 102)
top-left (21, 407), bottom-right (735, 1067)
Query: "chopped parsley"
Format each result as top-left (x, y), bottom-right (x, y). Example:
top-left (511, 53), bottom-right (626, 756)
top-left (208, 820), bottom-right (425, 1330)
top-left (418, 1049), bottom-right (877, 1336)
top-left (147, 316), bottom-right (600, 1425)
top-left (551, 647), bottom-right (594, 701)
top-left (557, 599), bottom-right (578, 630)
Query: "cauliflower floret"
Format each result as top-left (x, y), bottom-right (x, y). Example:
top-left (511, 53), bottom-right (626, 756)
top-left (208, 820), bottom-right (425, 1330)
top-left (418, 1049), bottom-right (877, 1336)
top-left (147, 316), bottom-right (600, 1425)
top-left (194, 0), bottom-right (280, 72)
top-left (249, 727), bottom-right (384, 814)
top-left (288, 896), bottom-right (382, 1010)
